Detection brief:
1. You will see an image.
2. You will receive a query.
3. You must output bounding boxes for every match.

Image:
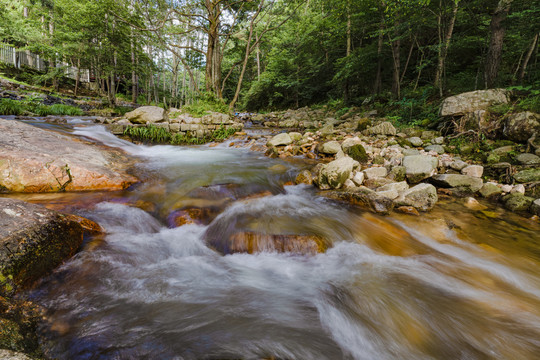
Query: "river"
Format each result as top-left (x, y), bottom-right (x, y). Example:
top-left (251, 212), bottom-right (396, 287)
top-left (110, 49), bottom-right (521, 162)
top-left (7, 118), bottom-right (540, 359)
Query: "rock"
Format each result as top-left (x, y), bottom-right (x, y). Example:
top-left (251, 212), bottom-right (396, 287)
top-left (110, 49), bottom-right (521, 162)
top-left (479, 183), bottom-right (502, 198)
top-left (402, 155), bottom-right (438, 183)
top-left (343, 179), bottom-right (357, 189)
top-left (295, 170), bottom-right (313, 185)
top-left (341, 137), bottom-right (362, 152)
top-left (328, 187), bottom-right (395, 215)
top-left (433, 137), bottom-right (445, 145)
top-left (531, 199), bottom-right (540, 216)
top-left (440, 89), bottom-right (509, 116)
top-left (377, 181), bottom-right (409, 194)
top-left (450, 160), bottom-right (469, 171)
top-left (511, 184), bottom-right (526, 195)
top-left (514, 169), bottom-right (540, 183)
top-left (0, 119), bottom-right (138, 192)
top-left (394, 206), bottom-right (420, 216)
top-left (319, 123), bottom-right (334, 135)
top-left (425, 145), bottom-right (445, 154)
top-left (516, 153), bottom-right (540, 165)
top-left (464, 197), bottom-right (487, 211)
top-left (0, 350), bottom-right (33, 360)
top-left (363, 167), bottom-right (388, 179)
top-left (345, 144), bottom-right (368, 163)
top-left (394, 183), bottom-right (438, 212)
top-left (431, 174), bottom-right (483, 194)
top-left (504, 112), bottom-right (540, 143)
top-left (214, 232), bottom-right (328, 255)
top-left (125, 106), bottom-right (166, 124)
top-left (267, 133), bottom-right (292, 147)
top-left (408, 137), bottom-right (423, 147)
top-left (461, 165), bottom-right (484, 178)
top-left (168, 207), bottom-right (222, 227)
top-left (366, 121), bottom-right (397, 136)
top-left (289, 132), bottom-right (302, 142)
top-left (318, 156), bottom-right (359, 190)
top-left (501, 184), bottom-right (513, 193)
top-left (0, 198), bottom-right (83, 295)
top-left (320, 141), bottom-right (342, 154)
top-left (388, 166), bottom-right (406, 182)
top-left (352, 171), bottom-right (365, 186)
top-left (421, 131), bottom-right (439, 140)
top-left (503, 193), bottom-right (534, 212)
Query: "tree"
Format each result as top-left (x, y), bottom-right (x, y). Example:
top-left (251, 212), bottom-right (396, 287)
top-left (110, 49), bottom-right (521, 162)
top-left (484, 0), bottom-right (513, 88)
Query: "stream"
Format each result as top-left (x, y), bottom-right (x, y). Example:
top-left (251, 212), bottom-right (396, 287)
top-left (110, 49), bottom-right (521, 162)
top-left (6, 118), bottom-right (540, 359)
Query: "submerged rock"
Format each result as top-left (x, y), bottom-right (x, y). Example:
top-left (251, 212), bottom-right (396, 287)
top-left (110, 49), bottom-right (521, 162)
top-left (0, 119), bottom-right (137, 192)
top-left (213, 232), bottom-right (327, 255)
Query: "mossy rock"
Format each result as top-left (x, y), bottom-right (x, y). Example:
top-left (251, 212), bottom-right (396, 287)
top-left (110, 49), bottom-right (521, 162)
top-left (388, 166), bottom-right (406, 182)
top-left (503, 193), bottom-right (534, 212)
top-left (356, 118), bottom-right (371, 132)
top-left (514, 168), bottom-right (540, 183)
top-left (345, 144), bottom-right (368, 163)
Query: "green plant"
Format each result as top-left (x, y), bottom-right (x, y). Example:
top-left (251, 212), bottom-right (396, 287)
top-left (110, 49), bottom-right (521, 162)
top-left (0, 99), bottom-right (23, 115)
top-left (123, 125), bottom-right (172, 144)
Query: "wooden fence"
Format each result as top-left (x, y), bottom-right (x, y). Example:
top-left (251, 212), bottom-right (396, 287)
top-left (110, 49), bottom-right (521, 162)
top-left (0, 43), bottom-right (90, 83)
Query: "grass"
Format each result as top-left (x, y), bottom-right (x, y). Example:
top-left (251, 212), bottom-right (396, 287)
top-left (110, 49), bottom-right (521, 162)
top-left (0, 98), bottom-right (84, 116)
top-left (124, 124), bottom-right (237, 145)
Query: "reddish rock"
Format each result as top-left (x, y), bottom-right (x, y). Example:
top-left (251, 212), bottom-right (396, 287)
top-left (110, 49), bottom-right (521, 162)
top-left (212, 232), bottom-right (328, 255)
top-left (395, 206), bottom-right (420, 216)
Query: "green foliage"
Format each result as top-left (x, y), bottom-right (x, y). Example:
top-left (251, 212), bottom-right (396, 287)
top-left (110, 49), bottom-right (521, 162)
top-left (182, 92), bottom-right (229, 117)
top-left (0, 98), bottom-right (83, 116)
top-left (0, 99), bottom-right (23, 115)
top-left (124, 124), bottom-right (237, 145)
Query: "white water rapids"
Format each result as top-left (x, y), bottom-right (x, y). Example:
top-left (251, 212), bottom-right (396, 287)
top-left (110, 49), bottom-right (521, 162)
top-left (18, 122), bottom-right (540, 360)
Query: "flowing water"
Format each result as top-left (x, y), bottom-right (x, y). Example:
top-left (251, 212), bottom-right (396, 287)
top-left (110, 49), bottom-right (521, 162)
top-left (7, 119), bottom-right (540, 359)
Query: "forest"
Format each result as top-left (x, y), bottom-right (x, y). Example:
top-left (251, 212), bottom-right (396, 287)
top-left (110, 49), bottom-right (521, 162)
top-left (0, 0), bottom-right (538, 116)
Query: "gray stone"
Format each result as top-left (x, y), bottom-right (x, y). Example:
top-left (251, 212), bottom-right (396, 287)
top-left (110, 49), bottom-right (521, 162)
top-left (425, 145), bottom-right (445, 154)
top-left (516, 153), bottom-right (540, 165)
top-left (504, 112), bottom-right (540, 143)
top-left (421, 131), bottom-right (439, 140)
top-left (431, 174), bottom-right (483, 193)
top-left (352, 171), bottom-right (365, 186)
top-left (440, 89), bottom-right (509, 116)
top-left (514, 169), bottom-right (540, 183)
top-left (388, 166), bottom-right (407, 182)
top-left (320, 141), bottom-right (342, 154)
top-left (0, 350), bottom-right (33, 360)
top-left (408, 137), bottom-right (423, 147)
top-left (511, 184), bottom-right (526, 194)
top-left (433, 137), bottom-right (445, 145)
top-left (461, 165), bottom-right (484, 178)
top-left (479, 183), bottom-right (503, 198)
top-left (289, 132), bottom-right (302, 142)
top-left (267, 133), bottom-right (292, 147)
top-left (402, 148), bottom-right (420, 156)
top-left (377, 181), bottom-right (409, 194)
top-left (363, 167), bottom-right (388, 179)
top-left (503, 193), bottom-right (534, 212)
top-left (125, 106), bottom-right (167, 124)
top-left (318, 156), bottom-right (359, 190)
top-left (402, 155), bottom-right (438, 183)
top-left (341, 137), bottom-right (362, 152)
top-left (329, 187), bottom-right (395, 215)
top-left (320, 123), bottom-right (335, 135)
top-left (531, 199), bottom-right (540, 216)
top-left (395, 183), bottom-right (438, 212)
top-left (366, 121), bottom-right (397, 136)
top-left (450, 160), bottom-right (469, 171)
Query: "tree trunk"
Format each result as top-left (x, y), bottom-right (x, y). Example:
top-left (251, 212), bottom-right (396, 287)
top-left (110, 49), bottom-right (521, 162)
top-left (390, 26), bottom-right (401, 99)
top-left (373, 8), bottom-right (384, 95)
top-left (205, 0), bottom-right (222, 98)
top-left (434, 0), bottom-right (459, 97)
top-left (518, 33), bottom-right (539, 84)
top-left (75, 58), bottom-right (80, 97)
top-left (344, 4), bottom-right (352, 103)
top-left (485, 0), bottom-right (513, 88)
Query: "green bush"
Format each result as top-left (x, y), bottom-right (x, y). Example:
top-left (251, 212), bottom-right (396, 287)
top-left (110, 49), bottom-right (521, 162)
top-left (124, 124), bottom-right (237, 145)
top-left (0, 99), bottom-right (24, 115)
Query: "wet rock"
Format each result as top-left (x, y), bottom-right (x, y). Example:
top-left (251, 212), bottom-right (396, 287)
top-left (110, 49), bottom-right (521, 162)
top-left (125, 106), bottom-right (167, 124)
top-left (319, 141), bottom-right (341, 155)
top-left (461, 165), bottom-right (484, 178)
top-left (169, 207), bottom-right (221, 227)
top-left (425, 145), bottom-right (445, 154)
top-left (531, 199), bottom-right (540, 216)
top-left (516, 153), bottom-right (540, 165)
top-left (514, 169), bottom-right (540, 183)
top-left (431, 174), bottom-right (483, 194)
top-left (440, 89), bottom-right (509, 116)
top-left (345, 144), bottom-right (368, 163)
top-left (464, 197), bottom-right (487, 211)
top-left (394, 206), bottom-right (420, 216)
top-left (504, 112), bottom-right (540, 143)
top-left (408, 137), bottom-right (423, 147)
top-left (503, 193), bottom-right (534, 212)
top-left (318, 156), bottom-right (359, 190)
top-left (329, 187), bottom-right (395, 215)
top-left (363, 167), bottom-right (388, 180)
top-left (402, 155), bottom-right (438, 183)
top-left (267, 133), bottom-right (292, 147)
top-left (479, 183), bottom-right (502, 198)
top-left (0, 198), bottom-right (83, 295)
top-left (366, 121), bottom-right (397, 136)
top-left (295, 170), bottom-right (313, 185)
top-left (394, 183), bottom-right (438, 212)
top-left (215, 232), bottom-right (327, 255)
top-left (377, 181), bottom-right (409, 194)
top-left (0, 119), bottom-right (138, 192)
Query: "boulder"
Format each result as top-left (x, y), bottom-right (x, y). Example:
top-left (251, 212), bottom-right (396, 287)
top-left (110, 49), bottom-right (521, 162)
top-left (341, 137), bottom-right (362, 152)
top-left (377, 181), bottom-right (409, 194)
top-left (514, 169), bottom-right (540, 183)
top-left (450, 160), bottom-right (469, 171)
top-left (502, 193), bottom-right (534, 212)
top-left (461, 165), bottom-right (484, 178)
top-left (289, 132), bottom-right (302, 142)
top-left (531, 199), bottom-right (540, 216)
top-left (503, 112), bottom-right (540, 143)
top-left (319, 141), bottom-right (342, 155)
top-left (425, 145), bottom-right (445, 154)
top-left (345, 144), bottom-right (368, 163)
top-left (267, 133), bottom-right (292, 147)
top-left (318, 156), bottom-right (359, 190)
top-left (0, 198), bottom-right (84, 295)
top-left (295, 170), bottom-right (313, 185)
top-left (0, 119), bottom-right (138, 192)
top-left (366, 122), bottom-right (397, 136)
top-left (394, 183), bottom-right (438, 212)
top-left (516, 153), bottom-right (540, 165)
top-left (440, 89), bottom-right (509, 116)
top-left (363, 167), bottom-right (388, 179)
top-left (408, 137), bottom-right (423, 147)
top-left (431, 174), bottom-right (483, 193)
top-left (351, 171), bottom-right (365, 186)
top-left (125, 106), bottom-right (167, 124)
top-left (328, 187), bottom-right (395, 215)
top-left (0, 350), bottom-right (32, 360)
top-left (402, 155), bottom-right (438, 183)
top-left (388, 166), bottom-right (406, 182)
top-left (479, 183), bottom-right (503, 198)
top-left (213, 232), bottom-right (328, 255)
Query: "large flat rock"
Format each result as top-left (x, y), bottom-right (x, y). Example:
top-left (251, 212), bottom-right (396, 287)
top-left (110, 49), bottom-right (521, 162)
top-left (0, 198), bottom-right (83, 295)
top-left (0, 119), bottom-right (138, 192)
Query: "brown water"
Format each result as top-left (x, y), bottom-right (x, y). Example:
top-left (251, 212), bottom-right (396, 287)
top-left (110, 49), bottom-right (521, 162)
top-left (8, 121), bottom-right (540, 359)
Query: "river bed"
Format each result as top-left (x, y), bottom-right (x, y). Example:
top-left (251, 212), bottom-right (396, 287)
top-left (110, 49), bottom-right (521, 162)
top-left (6, 119), bottom-right (540, 359)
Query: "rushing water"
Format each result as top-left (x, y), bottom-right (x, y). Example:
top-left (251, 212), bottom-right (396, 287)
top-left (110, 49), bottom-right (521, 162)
top-left (9, 120), bottom-right (540, 359)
